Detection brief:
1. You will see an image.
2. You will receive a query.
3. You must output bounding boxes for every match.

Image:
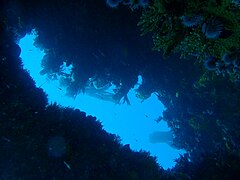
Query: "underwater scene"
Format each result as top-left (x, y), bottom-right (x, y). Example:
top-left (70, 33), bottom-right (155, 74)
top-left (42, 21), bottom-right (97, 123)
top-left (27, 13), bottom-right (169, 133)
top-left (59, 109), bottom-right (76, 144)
top-left (1, 0), bottom-right (240, 179)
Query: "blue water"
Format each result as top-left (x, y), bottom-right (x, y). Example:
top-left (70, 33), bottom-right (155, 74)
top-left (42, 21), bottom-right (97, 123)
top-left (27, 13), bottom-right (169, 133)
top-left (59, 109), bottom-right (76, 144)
top-left (18, 31), bottom-right (185, 169)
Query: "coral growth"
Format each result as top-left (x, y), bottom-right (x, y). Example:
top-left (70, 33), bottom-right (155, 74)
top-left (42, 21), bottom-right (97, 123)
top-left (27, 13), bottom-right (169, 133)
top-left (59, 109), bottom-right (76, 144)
top-left (138, 0), bottom-right (240, 81)
top-left (202, 17), bottom-right (224, 39)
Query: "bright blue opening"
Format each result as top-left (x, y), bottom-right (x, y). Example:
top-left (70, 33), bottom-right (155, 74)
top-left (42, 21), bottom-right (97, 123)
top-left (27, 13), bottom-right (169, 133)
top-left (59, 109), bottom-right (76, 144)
top-left (18, 31), bottom-right (185, 169)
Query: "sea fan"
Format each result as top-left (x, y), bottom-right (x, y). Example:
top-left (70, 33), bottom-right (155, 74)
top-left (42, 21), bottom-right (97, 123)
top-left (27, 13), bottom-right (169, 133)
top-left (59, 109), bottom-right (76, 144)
top-left (124, 0), bottom-right (149, 9)
top-left (106, 0), bottom-right (123, 8)
top-left (181, 15), bottom-right (203, 27)
top-left (204, 56), bottom-right (218, 71)
top-left (222, 51), bottom-right (238, 65)
top-left (202, 17), bottom-right (224, 39)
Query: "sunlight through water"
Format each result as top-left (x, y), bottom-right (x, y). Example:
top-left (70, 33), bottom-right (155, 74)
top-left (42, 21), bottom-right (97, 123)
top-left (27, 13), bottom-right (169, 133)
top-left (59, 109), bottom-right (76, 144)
top-left (18, 31), bottom-right (185, 169)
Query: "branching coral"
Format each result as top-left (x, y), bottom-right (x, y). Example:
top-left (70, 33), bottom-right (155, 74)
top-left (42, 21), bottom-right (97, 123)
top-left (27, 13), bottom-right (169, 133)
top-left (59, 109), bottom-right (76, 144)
top-left (138, 0), bottom-right (186, 56)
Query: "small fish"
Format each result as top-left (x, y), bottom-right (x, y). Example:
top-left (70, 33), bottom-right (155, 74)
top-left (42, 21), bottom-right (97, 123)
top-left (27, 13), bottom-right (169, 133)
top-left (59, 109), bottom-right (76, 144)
top-left (2, 136), bottom-right (11, 142)
top-left (97, 49), bottom-right (105, 57)
top-left (92, 53), bottom-right (99, 60)
top-left (63, 161), bottom-right (71, 170)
